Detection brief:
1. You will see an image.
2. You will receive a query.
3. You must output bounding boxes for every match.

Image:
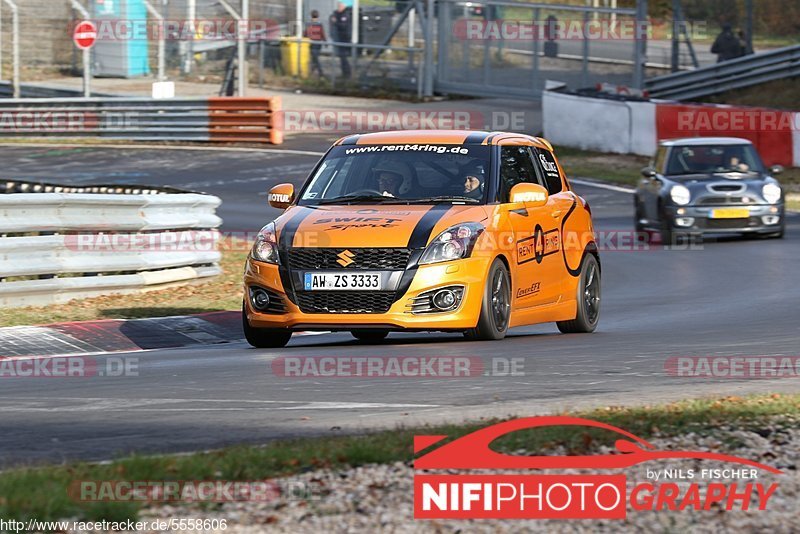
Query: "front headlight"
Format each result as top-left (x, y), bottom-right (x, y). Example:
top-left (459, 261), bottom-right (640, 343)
top-left (419, 223), bottom-right (485, 265)
top-left (251, 222), bottom-right (279, 264)
top-left (669, 185), bottom-right (691, 206)
top-left (762, 183), bottom-right (781, 204)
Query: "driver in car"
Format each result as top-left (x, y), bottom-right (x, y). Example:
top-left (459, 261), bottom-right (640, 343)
top-left (462, 165), bottom-right (485, 200)
top-left (724, 149), bottom-right (750, 172)
top-left (375, 170), bottom-right (404, 197)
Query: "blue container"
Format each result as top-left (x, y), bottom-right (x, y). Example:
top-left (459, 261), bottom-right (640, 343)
top-left (92, 0), bottom-right (151, 77)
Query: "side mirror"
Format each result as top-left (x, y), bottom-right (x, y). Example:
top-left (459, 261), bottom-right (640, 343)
top-left (641, 166), bottom-right (657, 178)
top-left (508, 183), bottom-right (548, 208)
top-left (770, 164), bottom-right (784, 175)
top-left (268, 183), bottom-right (294, 209)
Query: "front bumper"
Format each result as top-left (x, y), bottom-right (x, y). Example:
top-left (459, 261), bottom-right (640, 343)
top-left (665, 203), bottom-right (784, 234)
top-left (243, 256), bottom-right (490, 331)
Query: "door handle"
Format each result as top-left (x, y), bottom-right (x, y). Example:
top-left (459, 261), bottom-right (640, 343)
top-left (551, 210), bottom-right (562, 218)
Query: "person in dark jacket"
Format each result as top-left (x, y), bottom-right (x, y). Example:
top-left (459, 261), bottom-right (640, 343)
top-left (330, 2), bottom-right (352, 79)
top-left (304, 10), bottom-right (326, 77)
top-left (711, 24), bottom-right (744, 62)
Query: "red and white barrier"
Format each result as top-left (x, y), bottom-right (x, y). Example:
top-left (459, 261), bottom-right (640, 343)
top-left (543, 90), bottom-right (800, 167)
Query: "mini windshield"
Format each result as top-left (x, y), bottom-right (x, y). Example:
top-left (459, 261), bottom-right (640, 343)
top-left (665, 144), bottom-right (764, 176)
top-left (298, 144), bottom-right (492, 205)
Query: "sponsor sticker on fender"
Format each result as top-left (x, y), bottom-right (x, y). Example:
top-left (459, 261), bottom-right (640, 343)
top-left (413, 417), bottom-right (781, 520)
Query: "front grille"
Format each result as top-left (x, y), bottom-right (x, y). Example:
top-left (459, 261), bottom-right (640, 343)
top-left (705, 218), bottom-right (754, 229)
top-left (296, 291), bottom-right (396, 314)
top-left (709, 184), bottom-right (744, 192)
top-left (287, 248), bottom-right (411, 270)
top-left (698, 196), bottom-right (750, 205)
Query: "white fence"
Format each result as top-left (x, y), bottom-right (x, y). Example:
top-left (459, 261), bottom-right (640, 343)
top-left (0, 192), bottom-right (223, 308)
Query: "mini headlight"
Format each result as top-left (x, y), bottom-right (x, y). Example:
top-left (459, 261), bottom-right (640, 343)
top-left (669, 185), bottom-right (691, 206)
top-left (251, 222), bottom-right (279, 264)
top-left (419, 222), bottom-right (484, 265)
top-left (762, 183), bottom-right (781, 204)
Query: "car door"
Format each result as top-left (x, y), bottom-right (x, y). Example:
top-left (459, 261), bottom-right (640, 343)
top-left (499, 144), bottom-right (564, 309)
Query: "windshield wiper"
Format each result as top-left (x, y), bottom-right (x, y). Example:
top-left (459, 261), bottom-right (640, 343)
top-left (403, 196), bottom-right (481, 204)
top-left (318, 194), bottom-right (395, 205)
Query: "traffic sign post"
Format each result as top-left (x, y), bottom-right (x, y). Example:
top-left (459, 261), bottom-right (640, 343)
top-left (73, 20), bottom-right (97, 98)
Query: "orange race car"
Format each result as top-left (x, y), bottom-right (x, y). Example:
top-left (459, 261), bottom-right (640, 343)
top-left (243, 130), bottom-right (600, 348)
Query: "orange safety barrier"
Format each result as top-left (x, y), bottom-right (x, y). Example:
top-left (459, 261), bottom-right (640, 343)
top-left (208, 96), bottom-right (283, 145)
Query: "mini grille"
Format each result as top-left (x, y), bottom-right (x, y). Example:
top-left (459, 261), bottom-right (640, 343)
top-left (706, 218), bottom-right (753, 229)
top-left (287, 248), bottom-right (411, 270)
top-left (709, 184), bottom-right (743, 192)
top-left (698, 196), bottom-right (748, 205)
top-left (296, 292), bottom-right (396, 314)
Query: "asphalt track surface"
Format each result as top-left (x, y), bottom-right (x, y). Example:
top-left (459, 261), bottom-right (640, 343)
top-left (0, 143), bottom-right (799, 467)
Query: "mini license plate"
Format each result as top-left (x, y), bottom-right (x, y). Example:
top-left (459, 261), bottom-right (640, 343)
top-left (304, 272), bottom-right (383, 291)
top-left (710, 208), bottom-right (750, 219)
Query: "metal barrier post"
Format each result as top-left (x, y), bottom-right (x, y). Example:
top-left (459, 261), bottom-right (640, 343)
top-left (142, 0), bottom-right (166, 81)
top-left (423, 0), bottom-right (434, 96)
top-left (218, 0), bottom-right (247, 96)
top-left (581, 8), bottom-right (589, 88)
top-left (258, 40), bottom-right (265, 88)
top-left (531, 7), bottom-right (540, 92)
top-left (1, 0), bottom-right (19, 98)
top-left (69, 0), bottom-right (92, 98)
top-left (632, 0), bottom-right (648, 88)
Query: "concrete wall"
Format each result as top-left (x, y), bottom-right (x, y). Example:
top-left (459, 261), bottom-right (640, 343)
top-left (543, 90), bottom-right (800, 167)
top-left (542, 90), bottom-right (657, 157)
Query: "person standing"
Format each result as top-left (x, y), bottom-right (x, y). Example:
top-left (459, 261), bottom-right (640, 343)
top-left (711, 23), bottom-right (743, 62)
top-left (304, 10), bottom-right (326, 77)
top-left (330, 2), bottom-right (352, 79)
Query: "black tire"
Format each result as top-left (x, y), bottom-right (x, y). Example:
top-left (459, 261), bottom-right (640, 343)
top-left (242, 304), bottom-right (292, 348)
top-left (764, 223), bottom-right (785, 239)
top-left (557, 254), bottom-right (601, 334)
top-left (464, 258), bottom-right (511, 341)
top-left (634, 196), bottom-right (646, 234)
top-left (351, 330), bottom-right (389, 343)
top-left (660, 218), bottom-right (676, 247)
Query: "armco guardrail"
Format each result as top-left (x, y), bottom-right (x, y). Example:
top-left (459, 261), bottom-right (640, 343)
top-left (0, 182), bottom-right (223, 308)
top-left (0, 96), bottom-right (283, 144)
top-left (645, 45), bottom-right (800, 101)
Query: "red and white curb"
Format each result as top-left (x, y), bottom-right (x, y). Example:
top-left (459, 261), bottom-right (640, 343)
top-left (0, 311), bottom-right (316, 359)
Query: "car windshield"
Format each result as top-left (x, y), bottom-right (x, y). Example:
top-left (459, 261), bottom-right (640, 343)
top-left (665, 144), bottom-right (765, 176)
top-left (298, 144), bottom-right (492, 205)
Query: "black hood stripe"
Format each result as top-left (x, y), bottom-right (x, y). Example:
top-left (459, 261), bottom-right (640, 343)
top-left (278, 207), bottom-right (315, 250)
top-left (407, 204), bottom-right (452, 249)
top-left (465, 132), bottom-right (490, 144)
top-left (340, 135), bottom-right (361, 145)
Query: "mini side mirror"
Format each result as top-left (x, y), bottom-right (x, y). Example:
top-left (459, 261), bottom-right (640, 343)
top-left (268, 183), bottom-right (294, 209)
top-left (770, 164), bottom-right (784, 175)
top-left (641, 166), bottom-right (657, 178)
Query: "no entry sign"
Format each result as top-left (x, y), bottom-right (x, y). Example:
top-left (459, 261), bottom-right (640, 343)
top-left (73, 21), bottom-right (98, 50)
